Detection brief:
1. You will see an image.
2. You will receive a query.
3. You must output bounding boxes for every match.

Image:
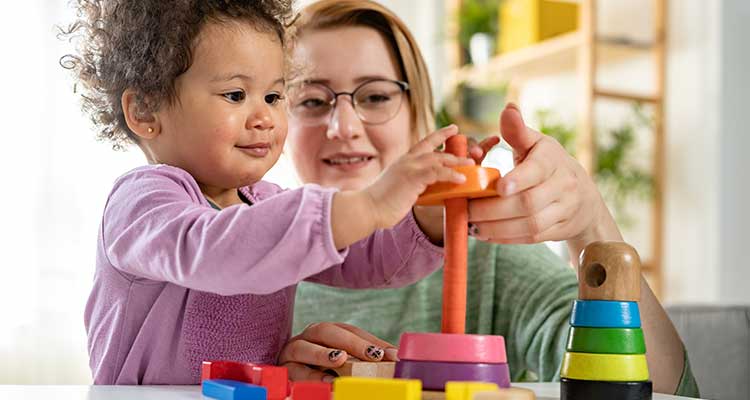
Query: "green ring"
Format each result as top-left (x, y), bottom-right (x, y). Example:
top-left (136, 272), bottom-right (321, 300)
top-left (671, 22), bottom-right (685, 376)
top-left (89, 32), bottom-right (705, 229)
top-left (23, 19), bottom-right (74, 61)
top-left (566, 327), bottom-right (646, 354)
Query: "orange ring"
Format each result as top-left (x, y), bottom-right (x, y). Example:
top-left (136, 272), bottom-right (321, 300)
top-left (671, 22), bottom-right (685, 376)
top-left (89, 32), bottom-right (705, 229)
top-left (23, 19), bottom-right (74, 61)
top-left (416, 165), bottom-right (501, 206)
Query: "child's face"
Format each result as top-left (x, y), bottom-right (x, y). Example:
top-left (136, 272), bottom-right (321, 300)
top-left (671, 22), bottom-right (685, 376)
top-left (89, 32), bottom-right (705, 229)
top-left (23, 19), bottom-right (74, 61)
top-left (152, 21), bottom-right (287, 190)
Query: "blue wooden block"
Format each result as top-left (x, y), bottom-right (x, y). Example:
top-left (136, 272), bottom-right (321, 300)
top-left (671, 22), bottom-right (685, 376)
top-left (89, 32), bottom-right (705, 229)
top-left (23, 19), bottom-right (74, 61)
top-left (570, 300), bottom-right (641, 328)
top-left (202, 379), bottom-right (267, 400)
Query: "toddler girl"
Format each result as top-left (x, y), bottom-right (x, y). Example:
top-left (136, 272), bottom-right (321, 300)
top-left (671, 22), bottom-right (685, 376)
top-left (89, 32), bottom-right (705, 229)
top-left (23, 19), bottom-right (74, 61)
top-left (62, 0), bottom-right (469, 384)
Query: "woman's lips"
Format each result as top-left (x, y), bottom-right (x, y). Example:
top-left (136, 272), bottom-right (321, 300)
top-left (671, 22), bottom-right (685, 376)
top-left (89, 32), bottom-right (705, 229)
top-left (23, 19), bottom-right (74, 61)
top-left (323, 155), bottom-right (375, 171)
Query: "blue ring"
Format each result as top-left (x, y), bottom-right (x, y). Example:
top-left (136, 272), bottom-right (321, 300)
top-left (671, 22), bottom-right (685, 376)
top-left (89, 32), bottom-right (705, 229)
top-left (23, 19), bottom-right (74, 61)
top-left (570, 300), bottom-right (641, 328)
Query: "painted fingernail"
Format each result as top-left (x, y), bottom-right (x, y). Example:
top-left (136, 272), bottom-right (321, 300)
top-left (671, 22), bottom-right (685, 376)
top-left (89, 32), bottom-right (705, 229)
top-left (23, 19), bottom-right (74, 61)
top-left (322, 375), bottom-right (335, 383)
top-left (385, 348), bottom-right (400, 361)
top-left (328, 349), bottom-right (344, 361)
top-left (366, 345), bottom-right (384, 360)
top-left (468, 223), bottom-right (480, 236)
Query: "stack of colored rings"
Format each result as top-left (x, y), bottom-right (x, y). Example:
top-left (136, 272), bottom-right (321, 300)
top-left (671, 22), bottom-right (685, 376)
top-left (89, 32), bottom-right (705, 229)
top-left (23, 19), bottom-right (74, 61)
top-left (394, 332), bottom-right (510, 391)
top-left (560, 241), bottom-right (652, 400)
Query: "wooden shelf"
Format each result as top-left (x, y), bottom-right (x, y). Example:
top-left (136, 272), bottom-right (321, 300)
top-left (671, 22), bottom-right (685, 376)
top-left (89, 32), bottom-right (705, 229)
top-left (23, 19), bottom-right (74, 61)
top-left (448, 32), bottom-right (653, 89)
top-left (594, 88), bottom-right (660, 104)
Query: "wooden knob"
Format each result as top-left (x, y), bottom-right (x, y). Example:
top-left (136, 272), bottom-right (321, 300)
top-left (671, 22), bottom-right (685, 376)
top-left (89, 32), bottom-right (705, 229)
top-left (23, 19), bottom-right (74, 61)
top-left (578, 241), bottom-right (641, 301)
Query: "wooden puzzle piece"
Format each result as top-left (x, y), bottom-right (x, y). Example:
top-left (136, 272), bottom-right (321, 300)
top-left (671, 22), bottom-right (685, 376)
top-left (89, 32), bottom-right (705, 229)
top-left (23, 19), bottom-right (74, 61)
top-left (566, 327), bottom-right (646, 354)
top-left (578, 241), bottom-right (641, 301)
top-left (290, 381), bottom-right (331, 400)
top-left (560, 352), bottom-right (649, 381)
top-left (202, 379), bottom-right (267, 400)
top-left (472, 387), bottom-right (536, 400)
top-left (394, 359), bottom-right (510, 391)
top-left (329, 358), bottom-right (395, 378)
top-left (332, 377), bottom-right (421, 400)
top-left (445, 381), bottom-right (499, 400)
top-left (570, 300), bottom-right (641, 328)
top-left (560, 378), bottom-right (652, 400)
top-left (398, 332), bottom-right (507, 363)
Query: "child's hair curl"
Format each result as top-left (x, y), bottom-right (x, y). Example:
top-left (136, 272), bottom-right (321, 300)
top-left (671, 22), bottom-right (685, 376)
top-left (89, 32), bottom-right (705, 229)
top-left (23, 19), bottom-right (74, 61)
top-left (60, 0), bottom-right (292, 150)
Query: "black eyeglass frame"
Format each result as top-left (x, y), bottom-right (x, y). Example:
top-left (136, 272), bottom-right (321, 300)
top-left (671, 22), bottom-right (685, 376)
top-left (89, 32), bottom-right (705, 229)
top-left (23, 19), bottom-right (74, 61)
top-left (287, 78), bottom-right (410, 125)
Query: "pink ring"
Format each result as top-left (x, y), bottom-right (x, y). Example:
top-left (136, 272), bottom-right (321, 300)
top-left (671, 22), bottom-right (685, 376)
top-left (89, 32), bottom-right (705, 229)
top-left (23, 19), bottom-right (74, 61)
top-left (397, 332), bottom-right (507, 363)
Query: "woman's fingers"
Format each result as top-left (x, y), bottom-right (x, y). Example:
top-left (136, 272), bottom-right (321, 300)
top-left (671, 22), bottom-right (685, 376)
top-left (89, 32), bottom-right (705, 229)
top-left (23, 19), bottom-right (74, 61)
top-left (496, 139), bottom-right (557, 196)
top-left (296, 322), bottom-right (389, 362)
top-left (469, 167), bottom-right (571, 222)
top-left (331, 323), bottom-right (398, 361)
top-left (471, 199), bottom-right (572, 242)
top-left (468, 135), bottom-right (500, 164)
top-left (282, 361), bottom-right (335, 383)
top-left (278, 338), bottom-right (348, 368)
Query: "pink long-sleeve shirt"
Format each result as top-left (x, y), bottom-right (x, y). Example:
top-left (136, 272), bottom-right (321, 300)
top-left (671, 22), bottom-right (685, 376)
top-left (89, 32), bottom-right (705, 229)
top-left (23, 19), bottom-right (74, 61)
top-left (84, 165), bottom-right (442, 384)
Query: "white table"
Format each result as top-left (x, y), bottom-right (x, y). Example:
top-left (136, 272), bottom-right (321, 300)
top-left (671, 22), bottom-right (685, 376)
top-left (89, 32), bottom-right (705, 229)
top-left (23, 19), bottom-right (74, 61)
top-left (0, 383), bottom-right (701, 400)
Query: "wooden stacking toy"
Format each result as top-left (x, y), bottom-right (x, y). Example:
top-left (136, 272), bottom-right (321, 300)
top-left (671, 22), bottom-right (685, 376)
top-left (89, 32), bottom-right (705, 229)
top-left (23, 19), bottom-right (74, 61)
top-left (560, 241), bottom-right (652, 400)
top-left (395, 135), bottom-right (511, 391)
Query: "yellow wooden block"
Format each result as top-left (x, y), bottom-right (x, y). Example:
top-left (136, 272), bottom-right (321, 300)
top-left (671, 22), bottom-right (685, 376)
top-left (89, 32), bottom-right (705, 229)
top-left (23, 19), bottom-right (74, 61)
top-left (499, 0), bottom-right (578, 53)
top-left (560, 352), bottom-right (649, 381)
top-left (333, 377), bottom-right (421, 400)
top-left (473, 387), bottom-right (536, 400)
top-left (445, 382), bottom-right (499, 400)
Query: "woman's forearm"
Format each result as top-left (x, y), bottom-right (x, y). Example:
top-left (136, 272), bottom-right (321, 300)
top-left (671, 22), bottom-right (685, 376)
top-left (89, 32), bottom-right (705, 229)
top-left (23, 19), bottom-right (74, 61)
top-left (640, 277), bottom-right (685, 394)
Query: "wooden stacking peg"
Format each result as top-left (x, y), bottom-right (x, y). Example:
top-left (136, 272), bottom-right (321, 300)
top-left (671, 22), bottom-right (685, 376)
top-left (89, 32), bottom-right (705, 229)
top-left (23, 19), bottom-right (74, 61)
top-left (415, 134), bottom-right (502, 334)
top-left (578, 241), bottom-right (642, 301)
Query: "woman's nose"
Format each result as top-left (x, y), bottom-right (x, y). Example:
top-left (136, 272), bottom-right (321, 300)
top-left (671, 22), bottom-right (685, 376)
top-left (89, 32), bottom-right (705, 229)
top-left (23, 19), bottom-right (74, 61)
top-left (326, 99), bottom-right (364, 140)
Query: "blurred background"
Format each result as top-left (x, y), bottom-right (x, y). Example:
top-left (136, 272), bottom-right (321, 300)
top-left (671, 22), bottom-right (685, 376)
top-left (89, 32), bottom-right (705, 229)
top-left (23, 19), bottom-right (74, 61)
top-left (0, 0), bottom-right (747, 395)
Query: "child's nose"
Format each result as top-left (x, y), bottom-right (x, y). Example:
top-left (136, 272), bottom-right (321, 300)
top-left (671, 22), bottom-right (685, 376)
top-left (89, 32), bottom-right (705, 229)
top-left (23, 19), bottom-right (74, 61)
top-left (326, 99), bottom-right (364, 140)
top-left (248, 107), bottom-right (274, 131)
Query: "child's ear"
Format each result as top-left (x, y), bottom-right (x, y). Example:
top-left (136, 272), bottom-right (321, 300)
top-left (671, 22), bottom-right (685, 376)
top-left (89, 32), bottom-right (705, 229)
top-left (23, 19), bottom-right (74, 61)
top-left (122, 89), bottom-right (160, 139)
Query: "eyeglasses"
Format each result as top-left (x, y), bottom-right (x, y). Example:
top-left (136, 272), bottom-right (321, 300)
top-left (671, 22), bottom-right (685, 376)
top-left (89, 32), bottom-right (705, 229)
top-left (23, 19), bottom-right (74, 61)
top-left (286, 79), bottom-right (409, 126)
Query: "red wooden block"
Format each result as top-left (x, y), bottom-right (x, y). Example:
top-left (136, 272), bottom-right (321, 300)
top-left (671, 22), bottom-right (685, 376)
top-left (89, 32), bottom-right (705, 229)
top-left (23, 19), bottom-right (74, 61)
top-left (201, 360), bottom-right (256, 383)
top-left (251, 365), bottom-right (289, 400)
top-left (290, 381), bottom-right (332, 400)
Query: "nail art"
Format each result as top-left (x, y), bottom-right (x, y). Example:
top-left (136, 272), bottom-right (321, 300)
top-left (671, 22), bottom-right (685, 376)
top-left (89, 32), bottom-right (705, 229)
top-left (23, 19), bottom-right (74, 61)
top-left (366, 345), bottom-right (384, 360)
top-left (468, 223), bottom-right (480, 236)
top-left (328, 350), bottom-right (343, 361)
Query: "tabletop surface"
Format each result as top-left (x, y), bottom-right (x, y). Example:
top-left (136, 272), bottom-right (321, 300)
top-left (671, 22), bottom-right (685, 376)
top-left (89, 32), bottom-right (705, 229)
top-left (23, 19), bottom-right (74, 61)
top-left (0, 382), bottom-right (702, 400)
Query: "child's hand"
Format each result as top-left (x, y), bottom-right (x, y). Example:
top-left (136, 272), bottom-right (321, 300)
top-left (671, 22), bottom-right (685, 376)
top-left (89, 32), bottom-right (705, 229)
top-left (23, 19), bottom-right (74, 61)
top-left (364, 125), bottom-right (474, 230)
top-left (278, 322), bottom-right (397, 382)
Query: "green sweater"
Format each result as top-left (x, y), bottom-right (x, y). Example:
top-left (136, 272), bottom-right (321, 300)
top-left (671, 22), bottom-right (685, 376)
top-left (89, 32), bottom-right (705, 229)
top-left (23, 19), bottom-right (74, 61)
top-left (293, 239), bottom-right (699, 397)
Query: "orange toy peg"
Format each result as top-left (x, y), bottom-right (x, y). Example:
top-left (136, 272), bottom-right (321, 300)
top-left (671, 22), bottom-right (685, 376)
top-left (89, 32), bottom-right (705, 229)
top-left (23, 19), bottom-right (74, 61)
top-left (416, 134), bottom-right (501, 334)
top-left (442, 135), bottom-right (469, 334)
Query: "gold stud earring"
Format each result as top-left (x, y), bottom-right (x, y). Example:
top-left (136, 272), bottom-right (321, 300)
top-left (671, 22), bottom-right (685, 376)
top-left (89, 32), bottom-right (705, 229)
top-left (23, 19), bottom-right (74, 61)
top-left (148, 127), bottom-right (154, 134)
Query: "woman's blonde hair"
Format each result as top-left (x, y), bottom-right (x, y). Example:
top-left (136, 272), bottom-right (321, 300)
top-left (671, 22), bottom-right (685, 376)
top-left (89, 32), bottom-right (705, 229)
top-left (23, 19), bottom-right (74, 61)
top-left (291, 0), bottom-right (435, 143)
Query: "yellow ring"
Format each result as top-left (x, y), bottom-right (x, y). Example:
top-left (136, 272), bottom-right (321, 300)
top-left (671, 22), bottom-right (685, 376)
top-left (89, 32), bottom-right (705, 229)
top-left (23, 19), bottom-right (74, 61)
top-left (561, 352), bottom-right (649, 381)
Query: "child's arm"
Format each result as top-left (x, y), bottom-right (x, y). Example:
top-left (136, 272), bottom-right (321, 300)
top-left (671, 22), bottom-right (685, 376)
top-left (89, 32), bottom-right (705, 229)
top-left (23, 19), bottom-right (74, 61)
top-left (103, 167), bottom-right (350, 296)
top-left (306, 126), bottom-right (472, 288)
top-left (328, 125), bottom-right (469, 249)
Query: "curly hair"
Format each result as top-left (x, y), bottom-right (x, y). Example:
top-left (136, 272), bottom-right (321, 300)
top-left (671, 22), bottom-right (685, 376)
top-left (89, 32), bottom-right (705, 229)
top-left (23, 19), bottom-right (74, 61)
top-left (60, 0), bottom-right (293, 150)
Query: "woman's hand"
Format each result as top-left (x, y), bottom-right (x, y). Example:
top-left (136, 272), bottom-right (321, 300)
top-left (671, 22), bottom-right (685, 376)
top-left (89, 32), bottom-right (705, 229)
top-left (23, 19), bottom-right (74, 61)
top-left (278, 322), bottom-right (398, 382)
top-left (467, 103), bottom-right (622, 261)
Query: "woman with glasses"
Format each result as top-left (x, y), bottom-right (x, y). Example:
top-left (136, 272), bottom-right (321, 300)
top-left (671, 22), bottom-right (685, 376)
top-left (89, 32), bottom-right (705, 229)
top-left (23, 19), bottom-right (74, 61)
top-left (279, 1), bottom-right (698, 396)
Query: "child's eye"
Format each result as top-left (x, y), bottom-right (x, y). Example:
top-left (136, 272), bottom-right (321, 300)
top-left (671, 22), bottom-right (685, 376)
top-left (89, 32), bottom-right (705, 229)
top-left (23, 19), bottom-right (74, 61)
top-left (222, 91), bottom-right (246, 103)
top-left (264, 92), bottom-right (284, 105)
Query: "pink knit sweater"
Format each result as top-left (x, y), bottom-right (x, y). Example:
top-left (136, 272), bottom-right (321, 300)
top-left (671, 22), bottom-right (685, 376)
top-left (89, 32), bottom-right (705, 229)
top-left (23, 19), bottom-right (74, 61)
top-left (84, 165), bottom-right (442, 384)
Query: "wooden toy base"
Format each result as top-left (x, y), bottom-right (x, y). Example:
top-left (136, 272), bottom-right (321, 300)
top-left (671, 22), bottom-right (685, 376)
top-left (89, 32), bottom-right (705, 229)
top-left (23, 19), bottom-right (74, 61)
top-left (560, 378), bottom-right (652, 400)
